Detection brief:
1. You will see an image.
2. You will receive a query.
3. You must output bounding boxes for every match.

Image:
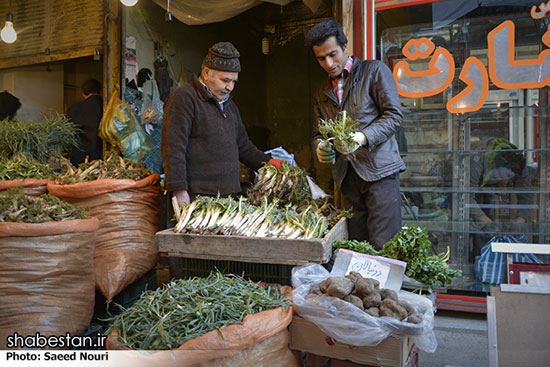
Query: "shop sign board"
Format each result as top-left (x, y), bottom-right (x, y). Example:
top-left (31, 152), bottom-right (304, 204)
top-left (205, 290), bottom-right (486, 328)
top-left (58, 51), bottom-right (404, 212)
top-left (393, 4), bottom-right (550, 113)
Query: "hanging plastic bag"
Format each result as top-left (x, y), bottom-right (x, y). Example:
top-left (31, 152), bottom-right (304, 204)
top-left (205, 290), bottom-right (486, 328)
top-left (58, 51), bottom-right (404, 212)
top-left (99, 85), bottom-right (152, 163)
top-left (142, 80), bottom-right (164, 174)
top-left (474, 236), bottom-right (543, 285)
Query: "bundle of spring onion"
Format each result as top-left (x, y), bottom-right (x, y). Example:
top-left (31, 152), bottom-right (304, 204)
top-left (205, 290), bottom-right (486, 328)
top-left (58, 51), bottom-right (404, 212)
top-left (0, 187), bottom-right (88, 222)
top-left (55, 152), bottom-right (152, 184)
top-left (172, 195), bottom-right (328, 239)
top-left (247, 160), bottom-right (310, 207)
top-left (105, 271), bottom-right (291, 350)
top-left (319, 110), bottom-right (359, 155)
top-left (0, 155), bottom-right (55, 180)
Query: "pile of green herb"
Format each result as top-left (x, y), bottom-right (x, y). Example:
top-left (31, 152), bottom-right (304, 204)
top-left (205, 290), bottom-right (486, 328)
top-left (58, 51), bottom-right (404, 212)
top-left (0, 115), bottom-right (79, 163)
top-left (333, 225), bottom-right (462, 290)
top-left (0, 155), bottom-right (55, 180)
top-left (0, 188), bottom-right (88, 223)
top-left (55, 152), bottom-right (152, 184)
top-left (319, 110), bottom-right (359, 155)
top-left (105, 271), bottom-right (291, 350)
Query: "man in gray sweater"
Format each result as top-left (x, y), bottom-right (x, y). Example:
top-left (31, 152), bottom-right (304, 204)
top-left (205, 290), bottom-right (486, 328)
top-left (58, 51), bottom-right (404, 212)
top-left (162, 42), bottom-right (281, 206)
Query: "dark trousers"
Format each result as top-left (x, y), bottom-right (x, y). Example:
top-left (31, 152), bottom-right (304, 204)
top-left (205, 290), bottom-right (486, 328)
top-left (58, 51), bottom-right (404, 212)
top-left (341, 168), bottom-right (402, 250)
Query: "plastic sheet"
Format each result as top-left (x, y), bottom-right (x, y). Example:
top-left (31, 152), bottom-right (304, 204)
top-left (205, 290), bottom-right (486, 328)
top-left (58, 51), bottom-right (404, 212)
top-left (106, 286), bottom-right (297, 367)
top-left (48, 175), bottom-right (161, 302)
top-left (0, 179), bottom-right (49, 196)
top-left (0, 218), bottom-right (99, 348)
top-left (291, 263), bottom-right (437, 353)
top-left (150, 0), bottom-right (321, 26)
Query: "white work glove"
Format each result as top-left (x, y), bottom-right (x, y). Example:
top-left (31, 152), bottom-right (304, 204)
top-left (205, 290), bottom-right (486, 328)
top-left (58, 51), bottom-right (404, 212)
top-left (334, 132), bottom-right (367, 155)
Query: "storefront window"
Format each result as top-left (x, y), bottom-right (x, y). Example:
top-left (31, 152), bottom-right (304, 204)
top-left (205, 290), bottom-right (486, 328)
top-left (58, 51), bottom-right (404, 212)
top-left (379, 8), bottom-right (549, 291)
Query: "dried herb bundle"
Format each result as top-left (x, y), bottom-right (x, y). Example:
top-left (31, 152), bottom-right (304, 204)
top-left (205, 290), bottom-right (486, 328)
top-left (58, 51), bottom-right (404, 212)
top-left (247, 160), bottom-right (310, 207)
top-left (0, 115), bottom-right (79, 163)
top-left (55, 152), bottom-right (152, 184)
top-left (0, 155), bottom-right (55, 180)
top-left (105, 271), bottom-right (291, 350)
top-left (247, 162), bottom-right (352, 229)
top-left (0, 188), bottom-right (88, 223)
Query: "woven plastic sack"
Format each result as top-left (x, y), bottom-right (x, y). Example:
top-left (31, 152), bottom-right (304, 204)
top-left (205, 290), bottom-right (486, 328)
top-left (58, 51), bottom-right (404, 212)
top-left (99, 86), bottom-right (151, 163)
top-left (47, 174), bottom-right (161, 301)
top-left (0, 179), bottom-right (49, 196)
top-left (474, 236), bottom-right (543, 284)
top-left (0, 217), bottom-right (99, 348)
top-left (105, 286), bottom-right (297, 367)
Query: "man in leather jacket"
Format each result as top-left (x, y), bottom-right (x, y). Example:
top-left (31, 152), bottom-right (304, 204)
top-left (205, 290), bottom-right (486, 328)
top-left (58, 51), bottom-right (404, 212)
top-left (308, 20), bottom-right (406, 249)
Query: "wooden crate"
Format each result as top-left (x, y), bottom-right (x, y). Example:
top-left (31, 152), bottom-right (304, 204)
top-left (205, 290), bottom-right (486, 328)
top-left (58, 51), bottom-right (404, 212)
top-left (290, 316), bottom-right (417, 367)
top-left (156, 217), bottom-right (347, 265)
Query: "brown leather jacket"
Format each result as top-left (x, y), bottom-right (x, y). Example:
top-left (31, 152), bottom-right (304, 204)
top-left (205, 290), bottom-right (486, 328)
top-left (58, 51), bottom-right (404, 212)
top-left (311, 57), bottom-right (406, 188)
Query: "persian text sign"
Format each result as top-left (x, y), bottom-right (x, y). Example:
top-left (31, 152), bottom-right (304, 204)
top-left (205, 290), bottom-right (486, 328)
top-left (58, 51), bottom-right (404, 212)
top-left (393, 6), bottom-right (549, 113)
top-left (347, 253), bottom-right (391, 286)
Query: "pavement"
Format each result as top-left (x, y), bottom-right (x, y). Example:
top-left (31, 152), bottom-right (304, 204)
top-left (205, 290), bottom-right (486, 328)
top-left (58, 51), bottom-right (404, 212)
top-left (419, 310), bottom-right (488, 367)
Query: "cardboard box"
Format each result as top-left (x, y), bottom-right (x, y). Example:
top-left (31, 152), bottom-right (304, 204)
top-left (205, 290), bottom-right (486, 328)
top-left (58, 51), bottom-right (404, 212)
top-left (290, 316), bottom-right (417, 367)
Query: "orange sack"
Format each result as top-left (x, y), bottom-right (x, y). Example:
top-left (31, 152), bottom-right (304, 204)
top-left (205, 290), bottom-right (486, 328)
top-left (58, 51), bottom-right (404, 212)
top-left (0, 218), bottom-right (99, 349)
top-left (47, 174), bottom-right (161, 302)
top-left (0, 179), bottom-right (49, 196)
top-left (106, 286), bottom-right (299, 367)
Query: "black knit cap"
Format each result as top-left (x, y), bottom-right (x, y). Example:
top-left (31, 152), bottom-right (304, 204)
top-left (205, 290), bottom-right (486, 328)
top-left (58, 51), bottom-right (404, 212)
top-left (202, 42), bottom-right (241, 72)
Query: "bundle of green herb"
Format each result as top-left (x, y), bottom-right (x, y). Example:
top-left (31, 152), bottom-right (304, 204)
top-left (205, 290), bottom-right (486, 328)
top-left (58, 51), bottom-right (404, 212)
top-left (0, 188), bottom-right (88, 223)
top-left (105, 271), bottom-right (292, 350)
top-left (333, 225), bottom-right (462, 291)
top-left (319, 110), bottom-right (359, 155)
top-left (0, 115), bottom-right (79, 163)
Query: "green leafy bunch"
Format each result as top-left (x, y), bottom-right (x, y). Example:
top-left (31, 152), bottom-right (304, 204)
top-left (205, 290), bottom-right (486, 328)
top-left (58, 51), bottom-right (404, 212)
top-left (319, 110), bottom-right (359, 154)
top-left (333, 225), bottom-right (462, 290)
top-left (0, 187), bottom-right (88, 223)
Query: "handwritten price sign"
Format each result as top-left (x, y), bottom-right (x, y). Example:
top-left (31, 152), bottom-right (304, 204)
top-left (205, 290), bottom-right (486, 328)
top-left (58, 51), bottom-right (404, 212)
top-left (347, 254), bottom-right (391, 287)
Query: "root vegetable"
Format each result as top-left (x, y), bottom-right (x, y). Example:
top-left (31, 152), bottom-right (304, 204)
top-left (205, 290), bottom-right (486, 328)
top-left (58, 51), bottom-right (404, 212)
top-left (380, 289), bottom-right (398, 302)
top-left (362, 291), bottom-right (382, 309)
top-left (325, 277), bottom-right (354, 299)
top-left (343, 294), bottom-right (364, 310)
top-left (366, 307), bottom-right (380, 317)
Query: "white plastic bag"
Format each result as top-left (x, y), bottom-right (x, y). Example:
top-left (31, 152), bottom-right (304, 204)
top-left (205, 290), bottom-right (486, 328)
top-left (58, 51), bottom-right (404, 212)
top-left (291, 263), bottom-right (437, 352)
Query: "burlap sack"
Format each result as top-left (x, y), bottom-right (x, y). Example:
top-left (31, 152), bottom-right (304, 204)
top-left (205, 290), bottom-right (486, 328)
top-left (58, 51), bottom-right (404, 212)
top-left (47, 174), bottom-right (161, 301)
top-left (0, 218), bottom-right (99, 349)
top-left (106, 286), bottom-right (298, 367)
top-left (0, 179), bottom-right (49, 196)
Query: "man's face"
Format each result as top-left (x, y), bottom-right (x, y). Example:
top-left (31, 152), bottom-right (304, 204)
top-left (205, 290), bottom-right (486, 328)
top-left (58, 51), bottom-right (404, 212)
top-left (312, 36), bottom-right (348, 78)
top-left (203, 68), bottom-right (238, 101)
